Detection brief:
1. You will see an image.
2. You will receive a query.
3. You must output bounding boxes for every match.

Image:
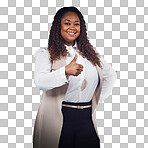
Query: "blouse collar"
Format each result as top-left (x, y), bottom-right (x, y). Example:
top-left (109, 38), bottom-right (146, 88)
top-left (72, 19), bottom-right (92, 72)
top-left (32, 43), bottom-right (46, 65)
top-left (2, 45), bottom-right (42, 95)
top-left (64, 41), bottom-right (77, 50)
top-left (64, 41), bottom-right (78, 57)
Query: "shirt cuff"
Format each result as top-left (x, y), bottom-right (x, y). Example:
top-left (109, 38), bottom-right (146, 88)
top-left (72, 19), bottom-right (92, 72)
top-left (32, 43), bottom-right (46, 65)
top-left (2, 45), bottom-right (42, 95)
top-left (60, 66), bottom-right (70, 84)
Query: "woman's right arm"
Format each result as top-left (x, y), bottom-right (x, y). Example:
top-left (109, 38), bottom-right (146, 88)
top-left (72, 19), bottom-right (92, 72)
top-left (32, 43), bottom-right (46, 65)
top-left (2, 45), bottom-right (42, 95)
top-left (33, 48), bottom-right (70, 91)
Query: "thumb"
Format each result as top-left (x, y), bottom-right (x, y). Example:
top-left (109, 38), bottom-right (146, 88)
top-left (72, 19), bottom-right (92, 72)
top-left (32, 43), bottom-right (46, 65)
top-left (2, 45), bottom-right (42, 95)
top-left (72, 54), bottom-right (78, 63)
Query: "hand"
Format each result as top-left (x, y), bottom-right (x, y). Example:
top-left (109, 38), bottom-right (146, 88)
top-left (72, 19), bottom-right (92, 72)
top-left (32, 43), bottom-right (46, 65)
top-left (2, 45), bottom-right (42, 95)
top-left (65, 54), bottom-right (83, 76)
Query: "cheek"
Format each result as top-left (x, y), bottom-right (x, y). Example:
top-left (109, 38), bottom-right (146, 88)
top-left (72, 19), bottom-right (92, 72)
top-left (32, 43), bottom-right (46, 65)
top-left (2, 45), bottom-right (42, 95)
top-left (60, 27), bottom-right (66, 37)
top-left (77, 28), bottom-right (80, 36)
top-left (77, 27), bottom-right (80, 33)
top-left (61, 25), bottom-right (68, 32)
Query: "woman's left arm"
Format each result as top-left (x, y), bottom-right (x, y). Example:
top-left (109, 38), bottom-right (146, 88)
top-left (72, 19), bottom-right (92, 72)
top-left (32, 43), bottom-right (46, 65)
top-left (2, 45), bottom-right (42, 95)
top-left (99, 56), bottom-right (117, 103)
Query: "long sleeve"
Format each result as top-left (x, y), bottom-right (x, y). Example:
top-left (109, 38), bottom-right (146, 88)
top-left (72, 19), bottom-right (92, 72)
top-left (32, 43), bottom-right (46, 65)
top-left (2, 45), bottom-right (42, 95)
top-left (33, 48), bottom-right (69, 91)
top-left (99, 56), bottom-right (117, 103)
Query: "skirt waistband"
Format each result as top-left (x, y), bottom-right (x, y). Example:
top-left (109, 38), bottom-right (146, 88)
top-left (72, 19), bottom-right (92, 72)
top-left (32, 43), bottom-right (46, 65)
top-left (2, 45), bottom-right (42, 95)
top-left (61, 100), bottom-right (92, 123)
top-left (62, 100), bottom-right (92, 106)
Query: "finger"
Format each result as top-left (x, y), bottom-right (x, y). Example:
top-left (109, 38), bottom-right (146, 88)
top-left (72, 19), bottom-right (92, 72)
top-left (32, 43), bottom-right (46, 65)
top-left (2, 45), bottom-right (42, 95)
top-left (72, 54), bottom-right (78, 63)
top-left (75, 63), bottom-right (83, 68)
top-left (74, 70), bottom-right (81, 76)
top-left (77, 69), bottom-right (83, 73)
top-left (76, 71), bottom-right (81, 75)
top-left (78, 67), bottom-right (83, 71)
top-left (79, 64), bottom-right (84, 68)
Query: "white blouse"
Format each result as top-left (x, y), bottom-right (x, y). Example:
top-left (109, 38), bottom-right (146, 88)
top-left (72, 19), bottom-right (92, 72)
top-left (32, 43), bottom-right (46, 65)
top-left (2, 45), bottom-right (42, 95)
top-left (33, 43), bottom-right (117, 103)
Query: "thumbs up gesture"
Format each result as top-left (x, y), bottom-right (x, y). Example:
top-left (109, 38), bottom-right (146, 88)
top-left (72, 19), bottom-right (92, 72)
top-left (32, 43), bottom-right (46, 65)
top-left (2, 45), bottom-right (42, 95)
top-left (65, 54), bottom-right (83, 76)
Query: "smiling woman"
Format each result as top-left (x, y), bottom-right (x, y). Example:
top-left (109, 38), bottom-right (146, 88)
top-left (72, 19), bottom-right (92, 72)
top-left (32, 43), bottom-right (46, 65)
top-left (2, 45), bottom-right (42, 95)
top-left (33, 6), bottom-right (117, 148)
top-left (60, 11), bottom-right (80, 46)
top-left (47, 6), bottom-right (102, 68)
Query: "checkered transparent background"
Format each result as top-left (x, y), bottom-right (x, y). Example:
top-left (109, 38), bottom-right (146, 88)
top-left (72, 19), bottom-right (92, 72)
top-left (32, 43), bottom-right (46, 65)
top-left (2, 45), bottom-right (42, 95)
top-left (0, 0), bottom-right (148, 148)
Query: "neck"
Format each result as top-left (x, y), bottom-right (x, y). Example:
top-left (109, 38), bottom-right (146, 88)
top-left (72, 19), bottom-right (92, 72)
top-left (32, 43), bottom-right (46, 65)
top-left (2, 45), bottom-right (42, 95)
top-left (64, 40), bottom-right (75, 46)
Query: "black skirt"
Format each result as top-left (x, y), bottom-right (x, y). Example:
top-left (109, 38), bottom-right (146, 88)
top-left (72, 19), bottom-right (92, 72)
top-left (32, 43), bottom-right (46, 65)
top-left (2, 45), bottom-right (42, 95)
top-left (58, 100), bottom-right (100, 148)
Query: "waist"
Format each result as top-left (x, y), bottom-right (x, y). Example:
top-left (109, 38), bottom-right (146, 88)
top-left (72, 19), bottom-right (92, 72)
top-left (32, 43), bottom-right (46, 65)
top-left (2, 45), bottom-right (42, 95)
top-left (62, 104), bottom-right (92, 109)
top-left (61, 100), bottom-right (92, 123)
top-left (62, 100), bottom-right (92, 109)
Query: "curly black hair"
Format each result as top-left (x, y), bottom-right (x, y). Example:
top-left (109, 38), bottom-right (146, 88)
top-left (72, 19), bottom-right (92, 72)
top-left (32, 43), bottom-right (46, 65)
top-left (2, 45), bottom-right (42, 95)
top-left (48, 6), bottom-right (101, 68)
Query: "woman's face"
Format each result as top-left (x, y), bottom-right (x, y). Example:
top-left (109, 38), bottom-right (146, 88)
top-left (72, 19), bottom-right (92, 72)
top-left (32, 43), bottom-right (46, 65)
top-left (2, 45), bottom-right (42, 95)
top-left (61, 11), bottom-right (80, 46)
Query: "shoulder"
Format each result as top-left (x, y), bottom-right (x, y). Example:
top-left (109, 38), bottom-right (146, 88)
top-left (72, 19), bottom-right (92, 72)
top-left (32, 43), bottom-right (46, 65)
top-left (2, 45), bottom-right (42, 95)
top-left (93, 48), bottom-right (104, 65)
top-left (99, 55), bottom-right (105, 66)
top-left (33, 48), bottom-right (50, 58)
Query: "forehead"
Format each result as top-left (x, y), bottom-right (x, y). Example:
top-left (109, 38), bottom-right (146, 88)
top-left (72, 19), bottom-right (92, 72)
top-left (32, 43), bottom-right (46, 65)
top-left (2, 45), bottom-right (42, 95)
top-left (61, 11), bottom-right (80, 22)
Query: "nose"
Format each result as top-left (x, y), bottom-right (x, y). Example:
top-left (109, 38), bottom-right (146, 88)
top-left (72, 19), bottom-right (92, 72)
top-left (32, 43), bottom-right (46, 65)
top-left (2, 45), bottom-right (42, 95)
top-left (70, 23), bottom-right (76, 29)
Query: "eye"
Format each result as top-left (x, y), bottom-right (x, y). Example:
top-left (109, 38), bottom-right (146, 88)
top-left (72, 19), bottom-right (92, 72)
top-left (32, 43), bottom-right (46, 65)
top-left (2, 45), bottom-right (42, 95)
top-left (75, 23), bottom-right (80, 26)
top-left (64, 23), bottom-right (70, 25)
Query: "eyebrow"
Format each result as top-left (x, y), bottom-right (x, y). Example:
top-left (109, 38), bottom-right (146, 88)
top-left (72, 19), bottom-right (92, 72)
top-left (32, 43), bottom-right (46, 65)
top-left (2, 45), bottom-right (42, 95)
top-left (64, 19), bottom-right (80, 22)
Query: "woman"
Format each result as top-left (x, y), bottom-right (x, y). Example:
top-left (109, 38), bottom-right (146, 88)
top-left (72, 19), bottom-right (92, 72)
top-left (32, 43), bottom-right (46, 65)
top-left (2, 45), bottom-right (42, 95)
top-left (33, 6), bottom-right (117, 148)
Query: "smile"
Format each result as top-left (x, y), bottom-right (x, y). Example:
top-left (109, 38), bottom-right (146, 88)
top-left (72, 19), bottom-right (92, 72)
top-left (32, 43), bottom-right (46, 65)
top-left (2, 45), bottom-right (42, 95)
top-left (67, 31), bottom-right (76, 36)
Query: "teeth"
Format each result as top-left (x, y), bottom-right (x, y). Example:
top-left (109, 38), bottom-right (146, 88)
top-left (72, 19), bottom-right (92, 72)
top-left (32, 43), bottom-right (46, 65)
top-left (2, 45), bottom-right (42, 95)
top-left (67, 32), bottom-right (75, 35)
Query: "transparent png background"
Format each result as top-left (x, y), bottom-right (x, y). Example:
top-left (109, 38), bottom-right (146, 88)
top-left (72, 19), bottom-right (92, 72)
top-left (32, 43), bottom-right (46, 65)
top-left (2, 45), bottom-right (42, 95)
top-left (0, 0), bottom-right (148, 148)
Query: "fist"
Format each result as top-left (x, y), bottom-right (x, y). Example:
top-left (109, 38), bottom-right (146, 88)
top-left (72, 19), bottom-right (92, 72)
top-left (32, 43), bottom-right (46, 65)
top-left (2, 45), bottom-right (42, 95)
top-left (65, 54), bottom-right (83, 76)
